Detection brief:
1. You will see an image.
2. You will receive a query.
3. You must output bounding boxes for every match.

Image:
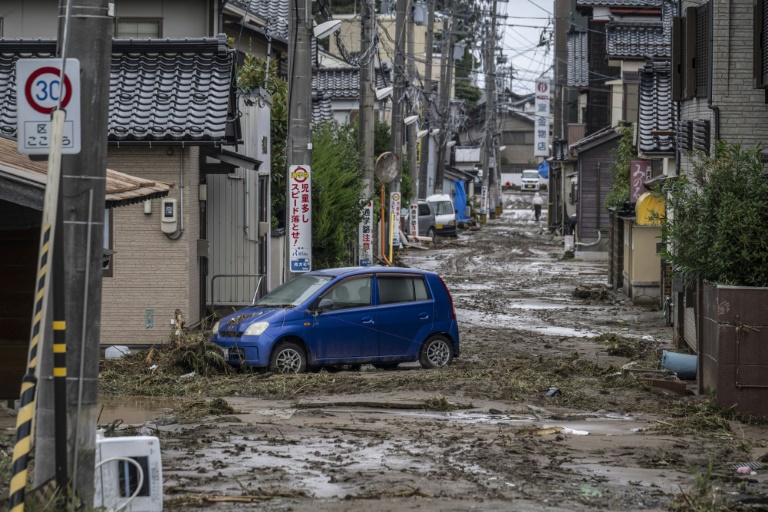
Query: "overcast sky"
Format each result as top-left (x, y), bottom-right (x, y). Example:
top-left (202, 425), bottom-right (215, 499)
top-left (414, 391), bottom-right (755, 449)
top-left (493, 0), bottom-right (554, 95)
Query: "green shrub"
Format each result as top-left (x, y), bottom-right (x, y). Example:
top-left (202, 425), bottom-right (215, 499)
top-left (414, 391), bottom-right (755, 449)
top-left (661, 143), bottom-right (768, 287)
top-left (604, 125), bottom-right (635, 210)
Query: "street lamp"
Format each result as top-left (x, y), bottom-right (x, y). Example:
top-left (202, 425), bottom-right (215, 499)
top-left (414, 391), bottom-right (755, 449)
top-left (375, 86), bottom-right (393, 100)
top-left (404, 115), bottom-right (419, 126)
top-left (430, 128), bottom-right (440, 136)
top-left (446, 140), bottom-right (456, 148)
top-left (417, 129), bottom-right (429, 138)
top-left (313, 20), bottom-right (342, 39)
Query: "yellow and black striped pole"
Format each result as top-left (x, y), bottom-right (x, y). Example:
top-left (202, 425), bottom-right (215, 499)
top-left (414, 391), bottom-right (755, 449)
top-left (8, 109), bottom-right (66, 512)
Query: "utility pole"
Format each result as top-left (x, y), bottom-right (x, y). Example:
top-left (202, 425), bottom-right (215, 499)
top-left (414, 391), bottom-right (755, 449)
top-left (418, 0), bottom-right (435, 198)
top-left (435, 1), bottom-right (453, 193)
top-left (406, 0), bottom-right (417, 198)
top-left (58, 0), bottom-right (112, 504)
top-left (390, 0), bottom-right (407, 193)
top-left (359, 0), bottom-right (375, 199)
top-left (286, 0), bottom-right (313, 277)
top-left (482, 1), bottom-right (498, 222)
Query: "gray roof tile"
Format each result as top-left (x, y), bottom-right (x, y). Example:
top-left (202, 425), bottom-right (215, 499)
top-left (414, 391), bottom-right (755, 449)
top-left (638, 59), bottom-right (675, 153)
top-left (229, 0), bottom-right (290, 42)
top-left (606, 21), bottom-right (669, 58)
top-left (311, 66), bottom-right (388, 124)
top-left (567, 31), bottom-right (588, 87)
top-left (0, 35), bottom-right (236, 143)
top-left (577, 0), bottom-right (662, 6)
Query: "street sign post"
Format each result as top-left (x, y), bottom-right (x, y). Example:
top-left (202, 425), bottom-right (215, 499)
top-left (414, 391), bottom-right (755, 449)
top-left (16, 59), bottom-right (81, 155)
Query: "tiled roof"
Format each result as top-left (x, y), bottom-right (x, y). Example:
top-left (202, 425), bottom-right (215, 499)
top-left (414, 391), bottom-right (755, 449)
top-left (569, 125), bottom-right (619, 154)
top-left (606, 21), bottom-right (669, 58)
top-left (576, 0), bottom-right (662, 6)
top-left (0, 35), bottom-right (236, 143)
top-left (228, 0), bottom-right (290, 42)
top-left (0, 136), bottom-right (171, 209)
top-left (638, 59), bottom-right (675, 154)
top-left (567, 31), bottom-right (588, 87)
top-left (311, 66), bottom-right (389, 123)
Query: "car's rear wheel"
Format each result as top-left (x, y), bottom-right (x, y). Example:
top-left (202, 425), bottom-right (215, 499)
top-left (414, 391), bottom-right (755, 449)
top-left (269, 341), bottom-right (307, 374)
top-left (373, 362), bottom-right (399, 370)
top-left (419, 335), bottom-right (453, 369)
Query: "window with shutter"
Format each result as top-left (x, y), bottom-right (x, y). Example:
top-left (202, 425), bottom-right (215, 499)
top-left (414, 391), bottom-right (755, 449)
top-left (685, 7), bottom-right (697, 98)
top-left (695, 4), bottom-right (709, 98)
top-left (672, 17), bottom-right (683, 100)
top-left (757, 0), bottom-right (768, 88)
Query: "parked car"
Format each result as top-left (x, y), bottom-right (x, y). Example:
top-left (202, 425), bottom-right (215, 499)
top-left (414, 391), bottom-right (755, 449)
top-left (426, 193), bottom-right (457, 237)
top-left (210, 267), bottom-right (460, 373)
top-left (521, 170), bottom-right (540, 191)
top-left (402, 200), bottom-right (437, 239)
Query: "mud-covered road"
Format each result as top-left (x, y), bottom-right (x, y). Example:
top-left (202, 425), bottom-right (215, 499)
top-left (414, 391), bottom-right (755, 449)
top-left (6, 192), bottom-right (764, 510)
top-left (136, 192), bottom-right (765, 511)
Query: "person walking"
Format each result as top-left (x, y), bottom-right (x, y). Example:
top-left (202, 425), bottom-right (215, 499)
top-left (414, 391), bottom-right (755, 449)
top-left (532, 192), bottom-right (543, 222)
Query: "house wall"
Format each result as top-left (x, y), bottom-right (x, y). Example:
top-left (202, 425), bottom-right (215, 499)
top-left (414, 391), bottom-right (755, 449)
top-left (113, 0), bottom-right (211, 37)
top-left (0, 0), bottom-right (212, 38)
top-left (497, 113), bottom-right (535, 167)
top-left (102, 146), bottom-right (201, 346)
top-left (0, 0), bottom-right (58, 37)
top-left (679, 0), bottom-right (768, 173)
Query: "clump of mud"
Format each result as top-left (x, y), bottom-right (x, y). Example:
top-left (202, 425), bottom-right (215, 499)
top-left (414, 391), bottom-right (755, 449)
top-left (572, 284), bottom-right (611, 301)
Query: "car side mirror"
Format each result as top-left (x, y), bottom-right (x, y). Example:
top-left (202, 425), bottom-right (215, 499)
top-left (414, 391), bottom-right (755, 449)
top-left (316, 298), bottom-right (334, 313)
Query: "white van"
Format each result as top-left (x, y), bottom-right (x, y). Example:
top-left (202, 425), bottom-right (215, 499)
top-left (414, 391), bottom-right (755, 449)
top-left (426, 194), bottom-right (457, 237)
top-left (521, 170), bottom-right (540, 192)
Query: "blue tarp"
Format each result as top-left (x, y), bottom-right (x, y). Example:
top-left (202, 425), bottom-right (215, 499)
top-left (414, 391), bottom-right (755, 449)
top-left (538, 161), bottom-right (549, 179)
top-left (454, 179), bottom-right (470, 222)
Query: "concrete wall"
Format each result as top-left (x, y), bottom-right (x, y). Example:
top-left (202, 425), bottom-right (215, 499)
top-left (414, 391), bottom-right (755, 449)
top-left (102, 146), bottom-right (201, 346)
top-left (0, 0), bottom-right (58, 37)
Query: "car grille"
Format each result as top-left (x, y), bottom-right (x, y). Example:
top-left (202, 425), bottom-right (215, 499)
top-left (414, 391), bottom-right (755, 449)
top-left (219, 330), bottom-right (243, 338)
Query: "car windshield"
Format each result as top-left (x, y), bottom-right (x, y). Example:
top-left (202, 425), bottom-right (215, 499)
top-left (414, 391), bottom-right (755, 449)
top-left (522, 171), bottom-right (538, 180)
top-left (432, 201), bottom-right (454, 215)
top-left (255, 274), bottom-right (334, 307)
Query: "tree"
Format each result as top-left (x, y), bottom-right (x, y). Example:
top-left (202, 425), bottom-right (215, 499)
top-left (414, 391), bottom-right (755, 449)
top-left (236, 55), bottom-right (288, 228)
top-left (312, 122), bottom-right (366, 268)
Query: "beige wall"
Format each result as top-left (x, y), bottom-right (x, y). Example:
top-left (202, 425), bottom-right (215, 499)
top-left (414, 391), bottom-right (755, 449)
top-left (102, 146), bottom-right (201, 346)
top-left (630, 226), bottom-right (661, 283)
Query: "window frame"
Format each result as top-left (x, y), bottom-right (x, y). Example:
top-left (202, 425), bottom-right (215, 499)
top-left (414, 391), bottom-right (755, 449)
top-left (376, 275), bottom-right (431, 305)
top-left (103, 208), bottom-right (114, 277)
top-left (115, 17), bottom-right (163, 39)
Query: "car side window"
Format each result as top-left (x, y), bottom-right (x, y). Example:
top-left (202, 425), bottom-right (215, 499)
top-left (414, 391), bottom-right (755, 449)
top-left (377, 276), bottom-right (430, 305)
top-left (323, 277), bottom-right (372, 310)
top-left (418, 204), bottom-right (431, 216)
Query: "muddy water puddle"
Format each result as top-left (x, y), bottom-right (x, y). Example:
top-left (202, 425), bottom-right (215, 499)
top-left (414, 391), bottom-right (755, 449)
top-left (98, 396), bottom-right (176, 425)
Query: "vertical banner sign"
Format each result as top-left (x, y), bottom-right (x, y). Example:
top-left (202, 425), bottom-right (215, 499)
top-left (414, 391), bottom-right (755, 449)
top-left (358, 201), bottom-right (374, 266)
top-left (289, 165), bottom-right (311, 272)
top-left (630, 159), bottom-right (653, 203)
top-left (390, 192), bottom-right (402, 246)
top-left (409, 203), bottom-right (419, 238)
top-left (534, 79), bottom-right (550, 157)
top-left (481, 186), bottom-right (488, 214)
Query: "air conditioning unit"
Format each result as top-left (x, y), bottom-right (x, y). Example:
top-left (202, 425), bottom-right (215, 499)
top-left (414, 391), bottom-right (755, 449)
top-left (94, 433), bottom-right (163, 511)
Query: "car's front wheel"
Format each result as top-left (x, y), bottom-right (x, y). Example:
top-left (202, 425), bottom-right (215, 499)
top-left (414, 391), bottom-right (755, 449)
top-left (419, 335), bottom-right (453, 369)
top-left (426, 227), bottom-right (436, 240)
top-left (269, 341), bottom-right (307, 374)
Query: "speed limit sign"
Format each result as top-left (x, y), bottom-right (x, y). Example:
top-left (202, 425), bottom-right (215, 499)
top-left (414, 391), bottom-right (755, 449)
top-left (16, 58), bottom-right (81, 155)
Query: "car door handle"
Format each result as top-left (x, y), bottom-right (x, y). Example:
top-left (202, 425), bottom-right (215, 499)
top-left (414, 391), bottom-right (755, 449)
top-left (362, 316), bottom-right (374, 324)
top-left (419, 312), bottom-right (430, 320)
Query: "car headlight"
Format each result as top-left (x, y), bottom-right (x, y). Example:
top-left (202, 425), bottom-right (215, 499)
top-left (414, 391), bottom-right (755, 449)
top-left (244, 321), bottom-right (269, 336)
top-left (211, 320), bottom-right (220, 335)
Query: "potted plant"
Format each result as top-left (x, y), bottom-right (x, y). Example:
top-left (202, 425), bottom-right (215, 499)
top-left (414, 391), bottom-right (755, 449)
top-left (660, 142), bottom-right (768, 417)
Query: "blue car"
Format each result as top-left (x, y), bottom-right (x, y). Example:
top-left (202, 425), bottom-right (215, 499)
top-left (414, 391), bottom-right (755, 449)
top-left (210, 266), bottom-right (460, 373)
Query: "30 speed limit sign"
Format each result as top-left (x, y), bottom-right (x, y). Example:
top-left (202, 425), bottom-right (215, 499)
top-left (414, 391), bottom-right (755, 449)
top-left (16, 58), bottom-right (81, 155)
